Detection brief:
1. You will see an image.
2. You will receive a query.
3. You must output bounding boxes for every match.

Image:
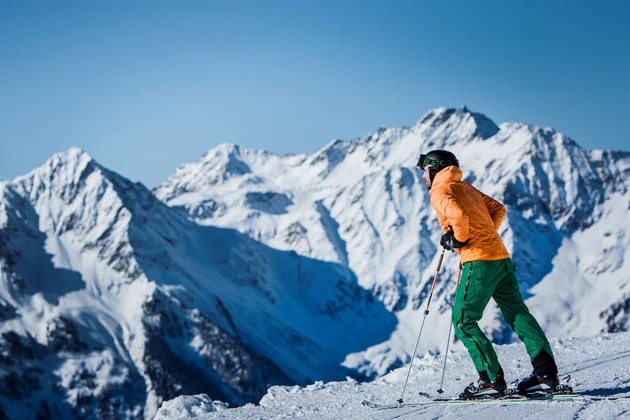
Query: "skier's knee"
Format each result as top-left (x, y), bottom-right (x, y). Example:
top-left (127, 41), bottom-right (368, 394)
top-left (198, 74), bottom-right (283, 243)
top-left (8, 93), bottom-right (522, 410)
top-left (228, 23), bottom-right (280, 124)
top-left (452, 311), bottom-right (459, 327)
top-left (457, 320), bottom-right (481, 335)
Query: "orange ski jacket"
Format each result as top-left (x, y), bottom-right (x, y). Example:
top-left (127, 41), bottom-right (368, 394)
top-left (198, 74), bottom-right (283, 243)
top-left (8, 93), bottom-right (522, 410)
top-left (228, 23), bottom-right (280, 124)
top-left (428, 165), bottom-right (510, 264)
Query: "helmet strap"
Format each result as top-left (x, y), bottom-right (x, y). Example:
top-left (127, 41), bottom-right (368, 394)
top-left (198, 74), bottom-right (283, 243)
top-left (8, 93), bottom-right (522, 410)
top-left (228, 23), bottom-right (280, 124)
top-left (428, 167), bottom-right (441, 183)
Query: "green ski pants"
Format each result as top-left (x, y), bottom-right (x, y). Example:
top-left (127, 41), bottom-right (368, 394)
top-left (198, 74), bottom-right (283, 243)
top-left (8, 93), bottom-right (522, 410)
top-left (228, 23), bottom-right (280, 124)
top-left (452, 258), bottom-right (554, 381)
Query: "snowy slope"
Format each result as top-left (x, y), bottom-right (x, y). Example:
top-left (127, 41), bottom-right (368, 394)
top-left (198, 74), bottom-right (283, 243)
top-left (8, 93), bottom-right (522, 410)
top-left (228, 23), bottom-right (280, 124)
top-left (0, 148), bottom-right (394, 419)
top-left (2, 107), bottom-right (629, 419)
top-left (154, 106), bottom-right (630, 379)
top-left (155, 332), bottom-right (630, 419)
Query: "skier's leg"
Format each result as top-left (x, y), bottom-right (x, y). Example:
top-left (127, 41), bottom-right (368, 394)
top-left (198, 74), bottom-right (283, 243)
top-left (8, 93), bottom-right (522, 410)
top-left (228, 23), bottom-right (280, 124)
top-left (492, 259), bottom-right (557, 376)
top-left (452, 261), bottom-right (503, 381)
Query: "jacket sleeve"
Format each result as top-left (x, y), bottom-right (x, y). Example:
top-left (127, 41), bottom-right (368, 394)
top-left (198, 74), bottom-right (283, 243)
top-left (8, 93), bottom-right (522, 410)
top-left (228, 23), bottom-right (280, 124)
top-left (481, 192), bottom-right (506, 230)
top-left (430, 188), bottom-right (470, 242)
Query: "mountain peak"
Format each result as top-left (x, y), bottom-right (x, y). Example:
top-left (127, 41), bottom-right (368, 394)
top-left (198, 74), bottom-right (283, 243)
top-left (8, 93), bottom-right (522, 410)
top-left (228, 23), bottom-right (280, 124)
top-left (48, 145), bottom-right (90, 163)
top-left (47, 146), bottom-right (92, 168)
top-left (66, 146), bottom-right (86, 157)
top-left (202, 143), bottom-right (241, 160)
top-left (199, 143), bottom-right (252, 178)
top-left (10, 147), bottom-right (161, 223)
top-left (202, 143), bottom-right (277, 163)
top-left (11, 147), bottom-right (99, 196)
top-left (417, 106), bottom-right (500, 141)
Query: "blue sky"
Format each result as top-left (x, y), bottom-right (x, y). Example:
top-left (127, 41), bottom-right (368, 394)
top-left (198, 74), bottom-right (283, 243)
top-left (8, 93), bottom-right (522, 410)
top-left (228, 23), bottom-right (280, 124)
top-left (1, 0), bottom-right (629, 187)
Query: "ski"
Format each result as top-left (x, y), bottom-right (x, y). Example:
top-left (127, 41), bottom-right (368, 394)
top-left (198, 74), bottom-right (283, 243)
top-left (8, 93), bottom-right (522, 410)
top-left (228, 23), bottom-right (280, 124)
top-left (362, 393), bottom-right (630, 411)
top-left (362, 395), bottom-right (552, 411)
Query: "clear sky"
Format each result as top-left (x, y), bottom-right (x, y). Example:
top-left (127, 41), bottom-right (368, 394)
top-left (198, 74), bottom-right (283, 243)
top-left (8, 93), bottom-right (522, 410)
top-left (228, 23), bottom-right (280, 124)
top-left (1, 0), bottom-right (629, 187)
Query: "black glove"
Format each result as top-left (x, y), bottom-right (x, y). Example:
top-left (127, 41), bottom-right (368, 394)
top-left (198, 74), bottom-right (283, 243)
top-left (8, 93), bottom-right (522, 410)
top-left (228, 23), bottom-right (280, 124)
top-left (440, 229), bottom-right (467, 251)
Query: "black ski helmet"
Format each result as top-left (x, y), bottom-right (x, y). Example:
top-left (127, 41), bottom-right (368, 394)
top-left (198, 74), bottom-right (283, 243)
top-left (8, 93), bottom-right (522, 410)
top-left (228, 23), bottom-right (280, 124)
top-left (416, 149), bottom-right (459, 170)
top-left (416, 149), bottom-right (459, 181)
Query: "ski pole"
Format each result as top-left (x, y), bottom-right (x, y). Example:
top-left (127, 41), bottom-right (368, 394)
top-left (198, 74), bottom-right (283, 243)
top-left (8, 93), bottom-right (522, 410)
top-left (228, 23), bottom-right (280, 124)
top-left (437, 263), bottom-right (462, 394)
top-left (398, 247), bottom-right (446, 404)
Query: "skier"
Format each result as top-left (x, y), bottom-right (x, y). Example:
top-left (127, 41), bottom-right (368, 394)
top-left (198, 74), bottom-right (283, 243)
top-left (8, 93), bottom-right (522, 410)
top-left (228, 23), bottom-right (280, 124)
top-left (417, 149), bottom-right (560, 399)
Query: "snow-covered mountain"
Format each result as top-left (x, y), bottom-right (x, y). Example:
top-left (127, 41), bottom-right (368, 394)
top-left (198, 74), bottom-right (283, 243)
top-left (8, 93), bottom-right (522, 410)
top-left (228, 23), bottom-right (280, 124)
top-left (0, 148), bottom-right (393, 419)
top-left (1, 107), bottom-right (629, 419)
top-left (155, 106), bottom-right (630, 378)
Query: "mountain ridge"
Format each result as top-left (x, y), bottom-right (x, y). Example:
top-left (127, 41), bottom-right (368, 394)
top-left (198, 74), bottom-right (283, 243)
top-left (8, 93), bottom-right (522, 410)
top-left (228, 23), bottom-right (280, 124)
top-left (0, 143), bottom-right (394, 419)
top-left (1, 107), bottom-right (629, 419)
top-left (154, 106), bottom-right (630, 380)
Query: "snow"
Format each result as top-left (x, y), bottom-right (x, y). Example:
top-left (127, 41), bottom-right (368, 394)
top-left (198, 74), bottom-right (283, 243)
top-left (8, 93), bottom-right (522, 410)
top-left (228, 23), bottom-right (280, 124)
top-left (153, 106), bottom-right (630, 385)
top-left (0, 145), bottom-right (397, 418)
top-left (528, 193), bottom-right (630, 337)
top-left (1, 107), bottom-right (629, 419)
top-left (154, 394), bottom-right (228, 419)
top-left (156, 332), bottom-right (630, 419)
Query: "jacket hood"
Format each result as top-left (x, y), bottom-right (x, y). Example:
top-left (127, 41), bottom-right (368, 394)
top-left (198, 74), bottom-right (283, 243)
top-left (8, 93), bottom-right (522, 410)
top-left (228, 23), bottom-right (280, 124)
top-left (431, 165), bottom-right (463, 190)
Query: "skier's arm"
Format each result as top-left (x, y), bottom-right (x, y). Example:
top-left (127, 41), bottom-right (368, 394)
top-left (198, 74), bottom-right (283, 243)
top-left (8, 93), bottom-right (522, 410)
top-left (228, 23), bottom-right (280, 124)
top-left (430, 189), bottom-right (470, 242)
top-left (481, 192), bottom-right (506, 230)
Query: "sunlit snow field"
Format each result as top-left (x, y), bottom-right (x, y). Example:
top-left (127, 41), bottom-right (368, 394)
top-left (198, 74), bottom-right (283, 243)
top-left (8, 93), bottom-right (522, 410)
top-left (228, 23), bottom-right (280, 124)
top-left (156, 332), bottom-right (630, 419)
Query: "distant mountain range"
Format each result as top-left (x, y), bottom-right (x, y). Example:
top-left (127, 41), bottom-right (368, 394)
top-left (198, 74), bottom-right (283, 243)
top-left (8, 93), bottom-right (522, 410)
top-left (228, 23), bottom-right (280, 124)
top-left (1, 107), bottom-right (628, 419)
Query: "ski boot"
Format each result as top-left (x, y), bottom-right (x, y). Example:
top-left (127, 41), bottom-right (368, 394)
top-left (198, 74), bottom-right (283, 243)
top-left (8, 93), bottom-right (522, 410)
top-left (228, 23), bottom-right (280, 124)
top-left (517, 372), bottom-right (572, 395)
top-left (459, 376), bottom-right (507, 399)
